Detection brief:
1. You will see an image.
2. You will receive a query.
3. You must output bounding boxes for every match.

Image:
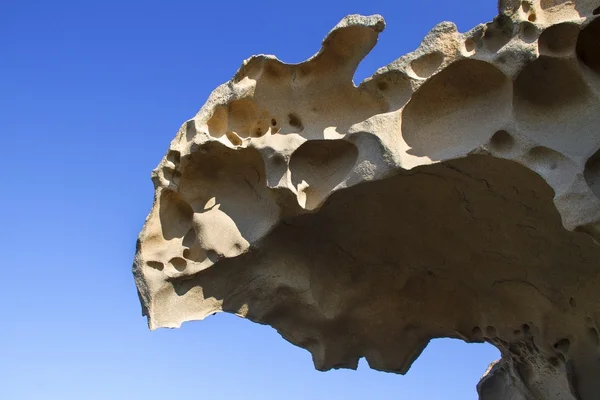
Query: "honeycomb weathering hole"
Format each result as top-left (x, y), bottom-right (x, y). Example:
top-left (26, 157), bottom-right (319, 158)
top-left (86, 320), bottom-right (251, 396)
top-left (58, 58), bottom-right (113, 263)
top-left (206, 106), bottom-right (228, 137)
top-left (410, 52), bottom-right (444, 78)
top-left (225, 131), bottom-right (243, 146)
top-left (489, 130), bottom-right (514, 152)
top-left (483, 16), bottom-right (513, 53)
top-left (514, 57), bottom-right (589, 109)
top-left (402, 59), bottom-right (511, 160)
top-left (464, 39), bottom-right (476, 53)
top-left (366, 70), bottom-right (413, 109)
top-left (585, 148), bottom-right (600, 198)
top-left (576, 18), bottom-right (600, 74)
top-left (289, 140), bottom-right (358, 210)
top-left (158, 189), bottom-right (193, 240)
top-left (178, 142), bottom-right (279, 244)
top-left (169, 257), bottom-right (187, 272)
top-left (208, 98), bottom-right (270, 138)
top-left (166, 150), bottom-right (180, 165)
top-left (524, 146), bottom-right (567, 172)
top-left (147, 261), bottom-right (164, 271)
top-left (513, 55), bottom-right (600, 153)
top-left (288, 113), bottom-right (304, 131)
top-left (519, 22), bottom-right (538, 43)
top-left (538, 23), bottom-right (579, 56)
top-left (377, 80), bottom-right (388, 91)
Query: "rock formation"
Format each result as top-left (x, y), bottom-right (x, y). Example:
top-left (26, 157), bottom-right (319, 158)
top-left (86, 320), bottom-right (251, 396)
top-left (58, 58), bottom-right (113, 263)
top-left (133, 1), bottom-right (600, 398)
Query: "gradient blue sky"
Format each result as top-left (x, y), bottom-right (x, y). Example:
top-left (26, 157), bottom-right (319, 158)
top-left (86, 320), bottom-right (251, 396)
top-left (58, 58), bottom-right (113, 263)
top-left (2, 1), bottom-right (500, 398)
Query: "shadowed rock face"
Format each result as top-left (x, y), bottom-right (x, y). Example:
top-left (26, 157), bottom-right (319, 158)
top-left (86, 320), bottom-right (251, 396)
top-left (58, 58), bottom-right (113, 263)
top-left (133, 2), bottom-right (600, 398)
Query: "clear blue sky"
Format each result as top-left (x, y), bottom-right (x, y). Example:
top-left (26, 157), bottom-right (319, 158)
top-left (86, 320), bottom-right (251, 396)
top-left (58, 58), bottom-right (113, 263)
top-left (1, 1), bottom-right (500, 399)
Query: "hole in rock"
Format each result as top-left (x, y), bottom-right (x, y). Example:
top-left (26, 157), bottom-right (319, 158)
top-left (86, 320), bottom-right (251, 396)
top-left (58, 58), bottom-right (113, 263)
top-left (519, 22), bottom-right (538, 43)
top-left (185, 120), bottom-right (197, 141)
top-left (484, 30), bottom-right (510, 53)
top-left (489, 130), bottom-right (514, 152)
top-left (464, 39), bottom-right (476, 53)
top-left (271, 154), bottom-right (285, 165)
top-left (483, 16), bottom-right (514, 53)
top-left (587, 328), bottom-right (600, 346)
top-left (178, 142), bottom-right (279, 244)
top-left (166, 150), bottom-right (180, 165)
top-left (182, 246), bottom-right (206, 263)
top-left (553, 338), bottom-right (570, 352)
top-left (402, 60), bottom-right (511, 159)
top-left (524, 146), bottom-right (565, 171)
top-left (254, 127), bottom-right (264, 137)
top-left (514, 57), bottom-right (589, 109)
top-left (206, 106), bottom-right (228, 138)
top-left (410, 52), bottom-right (444, 78)
top-left (470, 327), bottom-right (485, 343)
top-left (377, 80), bottom-right (388, 91)
top-left (363, 70), bottom-right (413, 110)
top-left (288, 113), bottom-right (304, 131)
top-left (576, 17), bottom-right (600, 74)
top-left (538, 23), bottom-right (579, 57)
top-left (584, 147), bottom-right (600, 198)
top-left (289, 140), bottom-right (358, 210)
top-left (594, 6), bottom-right (600, 15)
top-left (226, 98), bottom-right (263, 138)
top-left (569, 297), bottom-right (577, 307)
top-left (146, 261), bottom-right (164, 271)
top-left (171, 170), bottom-right (181, 185)
top-left (182, 228), bottom-right (207, 262)
top-left (169, 257), bottom-right (187, 272)
top-left (158, 189), bottom-right (193, 240)
top-left (226, 131), bottom-right (243, 146)
top-left (513, 55), bottom-right (599, 152)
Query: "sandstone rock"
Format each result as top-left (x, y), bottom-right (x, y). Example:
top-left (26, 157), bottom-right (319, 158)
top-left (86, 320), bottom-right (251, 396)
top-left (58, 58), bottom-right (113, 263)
top-left (133, 2), bottom-right (600, 398)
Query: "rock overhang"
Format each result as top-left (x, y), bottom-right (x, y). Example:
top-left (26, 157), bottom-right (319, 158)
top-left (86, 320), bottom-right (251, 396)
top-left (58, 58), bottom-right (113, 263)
top-left (134, 2), bottom-right (600, 398)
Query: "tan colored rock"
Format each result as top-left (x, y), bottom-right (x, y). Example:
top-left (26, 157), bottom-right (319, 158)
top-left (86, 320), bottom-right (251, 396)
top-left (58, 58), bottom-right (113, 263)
top-left (133, 2), bottom-right (600, 398)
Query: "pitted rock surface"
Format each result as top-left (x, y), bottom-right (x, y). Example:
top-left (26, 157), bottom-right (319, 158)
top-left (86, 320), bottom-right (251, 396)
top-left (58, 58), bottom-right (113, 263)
top-left (134, 2), bottom-right (600, 398)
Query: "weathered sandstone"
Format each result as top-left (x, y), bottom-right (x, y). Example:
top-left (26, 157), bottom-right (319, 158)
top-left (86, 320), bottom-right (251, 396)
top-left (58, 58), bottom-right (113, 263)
top-left (134, 1), bottom-right (600, 397)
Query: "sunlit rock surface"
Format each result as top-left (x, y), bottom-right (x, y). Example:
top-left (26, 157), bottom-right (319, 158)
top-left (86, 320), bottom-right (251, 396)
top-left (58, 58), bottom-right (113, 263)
top-left (134, 1), bottom-right (600, 398)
